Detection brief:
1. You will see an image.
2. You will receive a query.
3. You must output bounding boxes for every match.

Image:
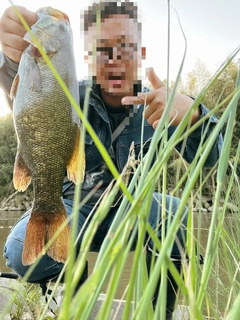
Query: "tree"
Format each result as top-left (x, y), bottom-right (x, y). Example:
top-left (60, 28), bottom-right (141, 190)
top-left (177, 58), bottom-right (240, 175)
top-left (0, 114), bottom-right (17, 199)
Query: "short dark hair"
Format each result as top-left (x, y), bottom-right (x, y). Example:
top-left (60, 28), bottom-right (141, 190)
top-left (83, 1), bottom-right (139, 31)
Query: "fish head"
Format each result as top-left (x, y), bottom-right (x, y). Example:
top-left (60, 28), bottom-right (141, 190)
top-left (23, 7), bottom-right (71, 57)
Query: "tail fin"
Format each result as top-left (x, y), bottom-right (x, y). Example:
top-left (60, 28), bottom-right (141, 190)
top-left (22, 206), bottom-right (70, 266)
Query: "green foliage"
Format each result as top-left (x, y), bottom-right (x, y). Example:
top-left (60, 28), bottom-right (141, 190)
top-left (8, 282), bottom-right (46, 320)
top-left (177, 59), bottom-right (240, 175)
top-left (0, 113), bottom-right (17, 200)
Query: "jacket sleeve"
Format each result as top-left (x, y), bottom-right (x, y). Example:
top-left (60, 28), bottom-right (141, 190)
top-left (0, 51), bottom-right (19, 110)
top-left (170, 103), bottom-right (223, 167)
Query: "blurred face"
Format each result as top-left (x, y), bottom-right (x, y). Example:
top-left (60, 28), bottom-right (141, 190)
top-left (85, 14), bottom-right (144, 100)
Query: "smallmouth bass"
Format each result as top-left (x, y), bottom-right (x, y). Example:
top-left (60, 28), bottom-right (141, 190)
top-left (10, 7), bottom-right (85, 266)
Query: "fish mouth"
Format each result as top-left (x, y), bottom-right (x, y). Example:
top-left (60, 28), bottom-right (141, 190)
top-left (30, 46), bottom-right (42, 58)
top-left (26, 44), bottom-right (56, 59)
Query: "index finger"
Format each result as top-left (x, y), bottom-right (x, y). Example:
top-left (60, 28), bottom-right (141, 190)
top-left (122, 91), bottom-right (156, 106)
top-left (121, 96), bottom-right (144, 105)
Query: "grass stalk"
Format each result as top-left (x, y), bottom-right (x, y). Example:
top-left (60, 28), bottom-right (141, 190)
top-left (197, 71), bottom-right (240, 310)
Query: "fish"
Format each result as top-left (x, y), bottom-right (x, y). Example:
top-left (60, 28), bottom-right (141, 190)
top-left (10, 7), bottom-right (85, 266)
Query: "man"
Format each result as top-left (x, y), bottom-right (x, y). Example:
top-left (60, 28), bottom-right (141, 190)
top-left (0, 1), bottom-right (222, 319)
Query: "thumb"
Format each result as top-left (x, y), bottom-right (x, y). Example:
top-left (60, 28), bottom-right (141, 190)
top-left (146, 67), bottom-right (164, 90)
top-left (14, 6), bottom-right (38, 27)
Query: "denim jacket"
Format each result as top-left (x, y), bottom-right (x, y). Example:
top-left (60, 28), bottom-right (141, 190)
top-left (78, 80), bottom-right (222, 172)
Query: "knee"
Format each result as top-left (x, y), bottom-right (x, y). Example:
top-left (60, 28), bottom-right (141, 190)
top-left (165, 194), bottom-right (189, 227)
top-left (151, 192), bottom-right (188, 223)
top-left (171, 199), bottom-right (189, 257)
top-left (3, 211), bottom-right (63, 282)
top-left (3, 211), bottom-right (29, 277)
top-left (149, 193), bottom-right (189, 256)
top-left (4, 235), bottom-right (27, 277)
top-left (4, 235), bottom-right (63, 282)
top-left (169, 196), bottom-right (188, 240)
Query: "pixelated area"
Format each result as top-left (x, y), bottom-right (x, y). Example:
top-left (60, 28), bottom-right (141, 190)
top-left (81, 1), bottom-right (146, 133)
top-left (112, 103), bottom-right (140, 141)
top-left (81, 1), bottom-right (139, 32)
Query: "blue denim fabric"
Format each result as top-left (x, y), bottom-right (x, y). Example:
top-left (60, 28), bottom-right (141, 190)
top-left (79, 81), bottom-right (222, 174)
top-left (4, 194), bottom-right (186, 282)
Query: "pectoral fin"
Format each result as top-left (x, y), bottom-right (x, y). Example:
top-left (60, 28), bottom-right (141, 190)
top-left (66, 128), bottom-right (85, 184)
top-left (10, 53), bottom-right (42, 96)
top-left (24, 54), bottom-right (42, 91)
top-left (10, 74), bottom-right (20, 99)
top-left (13, 150), bottom-right (32, 192)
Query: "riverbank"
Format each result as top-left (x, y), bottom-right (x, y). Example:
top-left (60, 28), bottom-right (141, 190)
top-left (0, 188), bottom-right (238, 213)
top-left (0, 192), bottom-right (32, 212)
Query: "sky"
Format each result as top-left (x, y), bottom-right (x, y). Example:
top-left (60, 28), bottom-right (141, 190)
top-left (0, 0), bottom-right (239, 116)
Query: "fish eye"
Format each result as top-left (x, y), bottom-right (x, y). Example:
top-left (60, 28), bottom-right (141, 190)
top-left (59, 22), bottom-right (66, 30)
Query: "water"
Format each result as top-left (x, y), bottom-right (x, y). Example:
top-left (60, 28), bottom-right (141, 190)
top-left (0, 210), bottom-right (23, 273)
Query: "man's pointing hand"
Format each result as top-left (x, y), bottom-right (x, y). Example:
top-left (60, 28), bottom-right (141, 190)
top-left (122, 67), bottom-right (200, 129)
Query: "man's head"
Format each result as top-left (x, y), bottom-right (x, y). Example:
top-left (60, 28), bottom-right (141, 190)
top-left (82, 1), bottom-right (145, 103)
